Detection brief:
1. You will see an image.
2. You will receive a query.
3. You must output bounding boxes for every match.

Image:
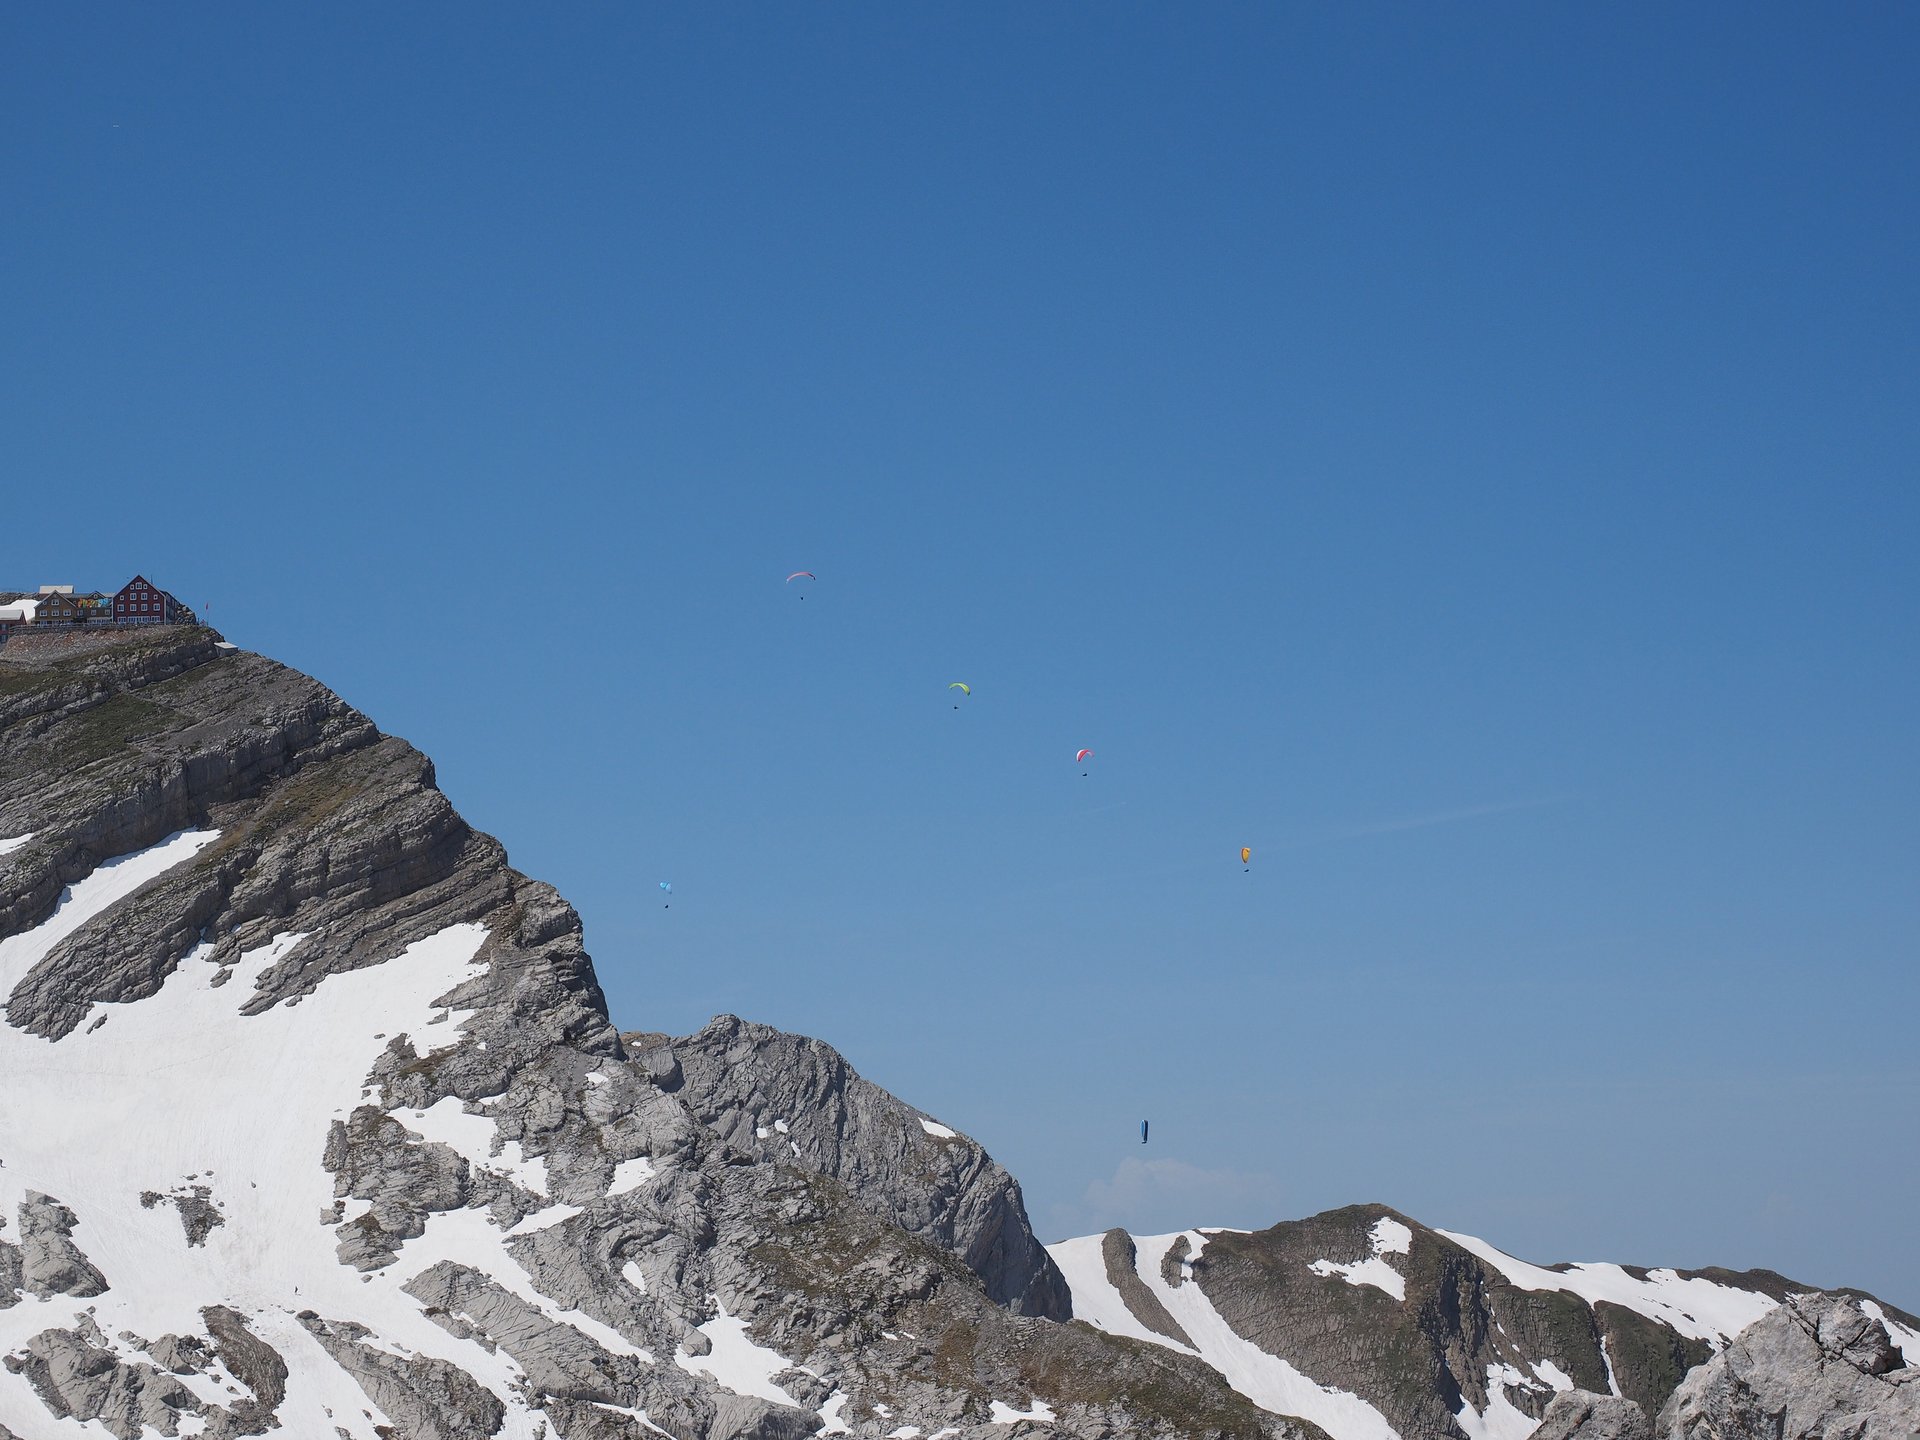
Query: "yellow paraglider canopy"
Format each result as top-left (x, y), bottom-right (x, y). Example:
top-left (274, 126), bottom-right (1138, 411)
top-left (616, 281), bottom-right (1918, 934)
top-left (948, 682), bottom-right (971, 695)
top-left (1241, 847), bottom-right (1252, 866)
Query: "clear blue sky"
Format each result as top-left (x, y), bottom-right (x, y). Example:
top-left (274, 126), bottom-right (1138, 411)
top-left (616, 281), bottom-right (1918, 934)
top-left (4, 5), bottom-right (1916, 1308)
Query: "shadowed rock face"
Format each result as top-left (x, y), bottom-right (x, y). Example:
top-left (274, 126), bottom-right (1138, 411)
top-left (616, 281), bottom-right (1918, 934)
top-left (0, 628), bottom-right (1303, 1440)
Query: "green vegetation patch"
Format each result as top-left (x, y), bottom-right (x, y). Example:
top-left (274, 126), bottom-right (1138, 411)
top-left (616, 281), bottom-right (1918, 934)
top-left (56, 693), bottom-right (182, 767)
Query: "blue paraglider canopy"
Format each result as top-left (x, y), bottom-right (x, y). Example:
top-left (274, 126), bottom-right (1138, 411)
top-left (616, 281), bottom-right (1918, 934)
top-left (1140, 1119), bottom-right (1149, 1145)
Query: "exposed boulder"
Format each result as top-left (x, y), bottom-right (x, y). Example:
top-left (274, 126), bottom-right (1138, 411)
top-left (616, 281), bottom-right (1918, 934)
top-left (1658, 1293), bottom-right (1920, 1440)
top-left (17, 1191), bottom-right (108, 1299)
top-left (1532, 1390), bottom-right (1652, 1440)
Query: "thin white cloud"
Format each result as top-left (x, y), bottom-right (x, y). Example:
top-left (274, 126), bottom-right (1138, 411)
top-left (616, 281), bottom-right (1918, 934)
top-left (1341, 794), bottom-right (1571, 838)
top-left (1050, 1156), bottom-right (1290, 1240)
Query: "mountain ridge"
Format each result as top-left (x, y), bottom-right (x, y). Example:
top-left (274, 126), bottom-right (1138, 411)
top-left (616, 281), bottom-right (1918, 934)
top-left (1048, 1206), bottom-right (1920, 1440)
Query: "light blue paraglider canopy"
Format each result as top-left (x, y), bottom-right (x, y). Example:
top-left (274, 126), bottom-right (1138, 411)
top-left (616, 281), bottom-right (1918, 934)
top-left (1140, 1119), bottom-right (1149, 1144)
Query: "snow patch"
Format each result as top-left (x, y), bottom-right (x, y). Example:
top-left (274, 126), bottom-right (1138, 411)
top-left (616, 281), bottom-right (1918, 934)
top-left (589, 1401), bottom-right (673, 1437)
top-left (622, 1260), bottom-right (649, 1294)
top-left (1533, 1359), bottom-right (1575, 1392)
top-left (675, 1298), bottom-right (801, 1406)
top-left (0, 833), bottom-right (33, 856)
top-left (1309, 1216), bottom-right (1411, 1301)
top-left (817, 1390), bottom-right (852, 1434)
top-left (607, 1156), bottom-right (657, 1196)
top-left (1456, 1364), bottom-right (1545, 1440)
top-left (919, 1118), bottom-right (958, 1141)
top-left (1370, 1218), bottom-right (1412, 1255)
top-left (989, 1398), bottom-right (1057, 1424)
top-left (505, 1203), bottom-right (582, 1236)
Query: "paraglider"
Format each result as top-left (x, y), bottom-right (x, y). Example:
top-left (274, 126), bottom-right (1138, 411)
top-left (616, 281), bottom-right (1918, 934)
top-left (785, 571), bottom-right (814, 599)
top-left (1241, 847), bottom-right (1252, 870)
top-left (659, 881), bottom-right (672, 909)
top-left (1140, 1120), bottom-right (1149, 1145)
top-left (949, 682), bottom-right (970, 709)
top-left (1075, 748), bottom-right (1093, 776)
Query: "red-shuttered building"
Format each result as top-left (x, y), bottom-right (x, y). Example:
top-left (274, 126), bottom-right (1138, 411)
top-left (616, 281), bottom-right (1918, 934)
top-left (112, 575), bottom-right (181, 625)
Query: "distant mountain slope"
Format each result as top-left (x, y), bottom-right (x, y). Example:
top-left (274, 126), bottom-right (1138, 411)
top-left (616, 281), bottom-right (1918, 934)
top-left (1049, 1205), bottom-right (1920, 1440)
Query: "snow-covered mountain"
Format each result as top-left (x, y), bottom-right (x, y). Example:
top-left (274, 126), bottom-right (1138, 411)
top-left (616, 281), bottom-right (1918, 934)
top-left (2, 625), bottom-right (1915, 1440)
top-left (1048, 1209), bottom-right (1920, 1440)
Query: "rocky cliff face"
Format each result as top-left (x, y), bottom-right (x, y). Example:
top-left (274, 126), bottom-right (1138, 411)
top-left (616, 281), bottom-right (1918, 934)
top-left (0, 628), bottom-right (1304, 1440)
top-left (1048, 1207), bottom-right (1920, 1440)
top-left (642, 1016), bottom-right (1071, 1322)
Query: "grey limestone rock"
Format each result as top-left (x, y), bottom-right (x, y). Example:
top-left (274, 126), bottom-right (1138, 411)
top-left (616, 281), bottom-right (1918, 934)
top-left (1531, 1391), bottom-right (1652, 1440)
top-left (17, 1191), bottom-right (108, 1299)
top-left (201, 1304), bottom-right (289, 1428)
top-left (140, 1184), bottom-right (226, 1247)
top-left (297, 1311), bottom-right (507, 1440)
top-left (0, 1317), bottom-right (201, 1440)
top-left (1657, 1293), bottom-right (1920, 1440)
top-left (0, 1232), bottom-right (20, 1307)
top-left (652, 1014), bottom-right (1070, 1320)
top-left (403, 1258), bottom-right (651, 1402)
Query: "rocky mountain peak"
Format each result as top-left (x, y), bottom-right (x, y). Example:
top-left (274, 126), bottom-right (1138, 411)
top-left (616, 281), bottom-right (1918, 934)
top-left (0, 628), bottom-right (1299, 1439)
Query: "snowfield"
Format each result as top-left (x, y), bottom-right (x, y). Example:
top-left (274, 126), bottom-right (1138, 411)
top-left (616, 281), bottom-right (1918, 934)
top-left (0, 829), bottom-right (585, 1438)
